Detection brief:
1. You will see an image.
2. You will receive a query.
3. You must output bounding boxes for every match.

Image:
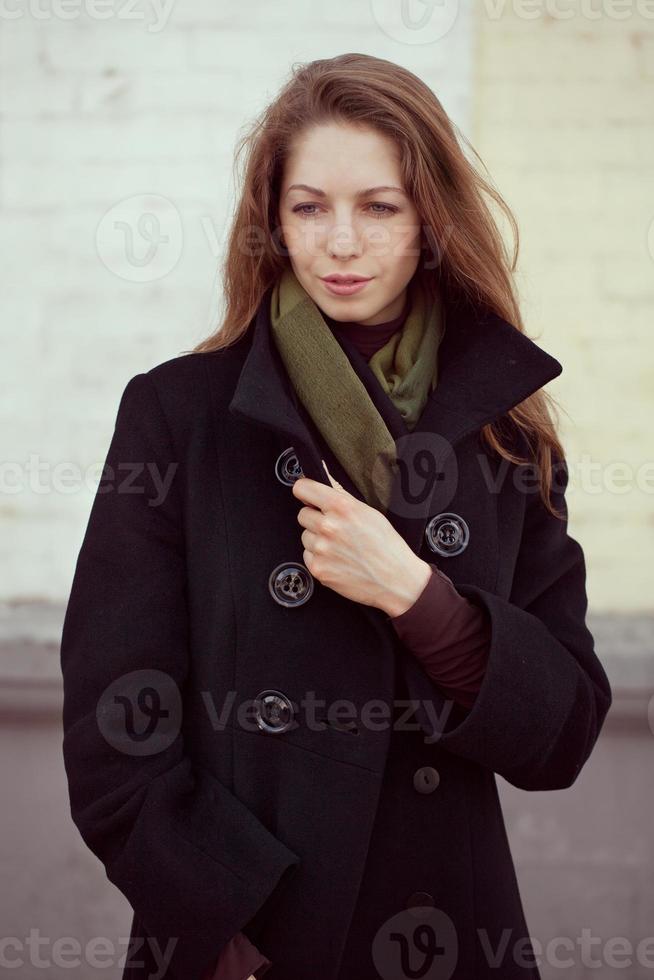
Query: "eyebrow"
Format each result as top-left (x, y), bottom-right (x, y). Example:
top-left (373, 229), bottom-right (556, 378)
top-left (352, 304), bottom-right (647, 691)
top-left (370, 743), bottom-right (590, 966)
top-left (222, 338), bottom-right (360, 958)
top-left (285, 184), bottom-right (406, 198)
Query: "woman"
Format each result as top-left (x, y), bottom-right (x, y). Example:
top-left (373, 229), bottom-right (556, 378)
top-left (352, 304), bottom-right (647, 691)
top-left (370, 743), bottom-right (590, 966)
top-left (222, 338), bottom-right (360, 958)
top-left (60, 54), bottom-right (612, 980)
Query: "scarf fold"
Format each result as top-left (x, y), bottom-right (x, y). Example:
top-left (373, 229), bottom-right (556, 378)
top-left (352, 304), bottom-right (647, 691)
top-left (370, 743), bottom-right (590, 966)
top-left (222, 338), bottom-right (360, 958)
top-left (269, 265), bottom-right (446, 513)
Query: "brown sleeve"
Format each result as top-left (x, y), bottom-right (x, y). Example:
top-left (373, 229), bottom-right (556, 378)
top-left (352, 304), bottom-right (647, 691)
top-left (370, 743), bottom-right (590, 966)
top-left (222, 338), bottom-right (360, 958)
top-left (389, 564), bottom-right (491, 710)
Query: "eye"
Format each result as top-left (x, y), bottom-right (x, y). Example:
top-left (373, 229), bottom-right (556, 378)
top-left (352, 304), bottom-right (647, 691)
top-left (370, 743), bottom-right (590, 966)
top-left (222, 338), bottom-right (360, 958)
top-left (293, 204), bottom-right (321, 217)
top-left (367, 203), bottom-right (398, 217)
top-left (291, 203), bottom-right (399, 219)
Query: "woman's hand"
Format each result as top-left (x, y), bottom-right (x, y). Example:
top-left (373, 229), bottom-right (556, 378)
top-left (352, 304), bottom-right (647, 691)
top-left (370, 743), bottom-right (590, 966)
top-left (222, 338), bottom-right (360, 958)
top-left (292, 460), bottom-right (433, 617)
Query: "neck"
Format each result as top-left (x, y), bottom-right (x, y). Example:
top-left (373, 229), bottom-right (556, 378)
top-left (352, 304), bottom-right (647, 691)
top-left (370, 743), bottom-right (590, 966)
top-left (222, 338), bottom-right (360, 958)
top-left (322, 296), bottom-right (411, 361)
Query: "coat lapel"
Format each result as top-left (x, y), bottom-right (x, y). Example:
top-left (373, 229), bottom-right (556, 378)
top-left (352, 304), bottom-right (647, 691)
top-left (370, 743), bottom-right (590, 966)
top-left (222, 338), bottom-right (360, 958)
top-left (228, 286), bottom-right (329, 486)
top-left (381, 293), bottom-right (563, 553)
top-left (227, 284), bottom-right (565, 731)
top-left (228, 286), bottom-right (563, 554)
top-left (227, 284), bottom-right (564, 680)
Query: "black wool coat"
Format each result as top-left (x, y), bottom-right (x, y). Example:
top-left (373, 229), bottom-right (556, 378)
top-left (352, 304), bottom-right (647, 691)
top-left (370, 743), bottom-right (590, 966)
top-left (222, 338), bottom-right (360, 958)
top-left (59, 287), bottom-right (612, 980)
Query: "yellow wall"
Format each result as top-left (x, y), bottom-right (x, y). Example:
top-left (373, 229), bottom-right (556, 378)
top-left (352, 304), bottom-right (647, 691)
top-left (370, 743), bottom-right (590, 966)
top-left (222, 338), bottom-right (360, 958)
top-left (472, 6), bottom-right (654, 611)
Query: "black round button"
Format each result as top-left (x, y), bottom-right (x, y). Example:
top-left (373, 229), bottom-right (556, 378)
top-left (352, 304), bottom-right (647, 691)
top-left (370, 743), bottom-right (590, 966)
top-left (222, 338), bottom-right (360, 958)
top-left (406, 891), bottom-right (435, 909)
top-left (275, 446), bottom-right (304, 486)
top-left (413, 765), bottom-right (440, 794)
top-left (268, 562), bottom-right (314, 607)
top-left (424, 512), bottom-right (469, 557)
top-left (254, 689), bottom-right (295, 734)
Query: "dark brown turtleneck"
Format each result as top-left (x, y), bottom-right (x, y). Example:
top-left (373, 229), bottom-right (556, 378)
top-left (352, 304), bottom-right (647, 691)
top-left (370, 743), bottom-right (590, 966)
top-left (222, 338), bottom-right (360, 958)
top-left (322, 295), bottom-right (411, 360)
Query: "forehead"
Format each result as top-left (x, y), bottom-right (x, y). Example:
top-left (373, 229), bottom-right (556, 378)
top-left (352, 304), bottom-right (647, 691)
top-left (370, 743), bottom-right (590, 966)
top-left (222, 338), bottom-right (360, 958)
top-left (282, 122), bottom-right (403, 193)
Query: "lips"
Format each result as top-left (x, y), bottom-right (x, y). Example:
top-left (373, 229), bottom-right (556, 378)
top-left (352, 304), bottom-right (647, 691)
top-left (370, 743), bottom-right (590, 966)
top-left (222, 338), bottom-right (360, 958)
top-left (320, 276), bottom-right (373, 296)
top-left (321, 275), bottom-right (372, 283)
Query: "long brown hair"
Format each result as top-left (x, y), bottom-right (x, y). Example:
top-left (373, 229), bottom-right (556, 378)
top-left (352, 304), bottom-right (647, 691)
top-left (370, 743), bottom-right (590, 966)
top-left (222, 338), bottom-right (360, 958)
top-left (189, 52), bottom-right (567, 518)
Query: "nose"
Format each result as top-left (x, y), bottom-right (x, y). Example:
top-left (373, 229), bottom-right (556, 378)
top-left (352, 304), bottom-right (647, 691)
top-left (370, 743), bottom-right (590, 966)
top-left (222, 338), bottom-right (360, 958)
top-left (327, 219), bottom-right (363, 260)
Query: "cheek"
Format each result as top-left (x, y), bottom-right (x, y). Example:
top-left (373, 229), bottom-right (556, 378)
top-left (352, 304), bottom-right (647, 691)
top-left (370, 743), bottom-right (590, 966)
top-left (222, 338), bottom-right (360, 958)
top-left (284, 218), bottom-right (330, 251)
top-left (369, 222), bottom-right (421, 264)
top-left (375, 244), bottom-right (422, 284)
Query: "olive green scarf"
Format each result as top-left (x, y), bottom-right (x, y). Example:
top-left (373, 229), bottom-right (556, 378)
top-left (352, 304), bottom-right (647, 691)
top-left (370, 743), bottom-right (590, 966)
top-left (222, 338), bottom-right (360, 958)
top-left (269, 265), bottom-right (445, 512)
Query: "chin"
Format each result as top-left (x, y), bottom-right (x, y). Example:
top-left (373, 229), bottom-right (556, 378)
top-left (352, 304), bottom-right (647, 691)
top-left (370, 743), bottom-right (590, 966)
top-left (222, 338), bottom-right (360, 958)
top-left (324, 301), bottom-right (374, 321)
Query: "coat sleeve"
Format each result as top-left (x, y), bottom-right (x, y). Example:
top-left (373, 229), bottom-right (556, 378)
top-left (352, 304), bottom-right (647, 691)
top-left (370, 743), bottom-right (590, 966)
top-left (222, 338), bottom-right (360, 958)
top-left (400, 448), bottom-right (612, 792)
top-left (59, 372), bottom-right (300, 980)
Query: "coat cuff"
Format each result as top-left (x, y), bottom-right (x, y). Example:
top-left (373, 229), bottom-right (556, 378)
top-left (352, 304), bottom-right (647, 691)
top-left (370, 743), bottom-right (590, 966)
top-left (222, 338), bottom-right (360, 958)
top-left (399, 582), bottom-right (611, 791)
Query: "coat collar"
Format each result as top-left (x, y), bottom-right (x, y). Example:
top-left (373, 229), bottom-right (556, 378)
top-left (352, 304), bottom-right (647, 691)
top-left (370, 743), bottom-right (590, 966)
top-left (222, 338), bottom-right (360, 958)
top-left (228, 284), bottom-right (563, 553)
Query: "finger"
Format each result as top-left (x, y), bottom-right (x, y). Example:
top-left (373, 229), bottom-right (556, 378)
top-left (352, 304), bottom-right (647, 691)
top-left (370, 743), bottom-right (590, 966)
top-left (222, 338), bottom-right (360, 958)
top-left (296, 505), bottom-right (324, 530)
top-left (292, 475), bottom-right (344, 509)
top-left (300, 527), bottom-right (320, 552)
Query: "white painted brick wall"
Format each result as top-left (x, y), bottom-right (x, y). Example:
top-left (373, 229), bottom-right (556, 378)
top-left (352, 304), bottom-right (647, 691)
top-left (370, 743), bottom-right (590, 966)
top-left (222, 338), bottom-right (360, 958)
top-left (1, 1), bottom-right (475, 601)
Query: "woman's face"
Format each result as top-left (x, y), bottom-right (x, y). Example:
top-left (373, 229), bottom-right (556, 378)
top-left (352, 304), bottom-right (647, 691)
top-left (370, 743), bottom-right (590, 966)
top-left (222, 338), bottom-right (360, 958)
top-left (277, 121), bottom-right (423, 326)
